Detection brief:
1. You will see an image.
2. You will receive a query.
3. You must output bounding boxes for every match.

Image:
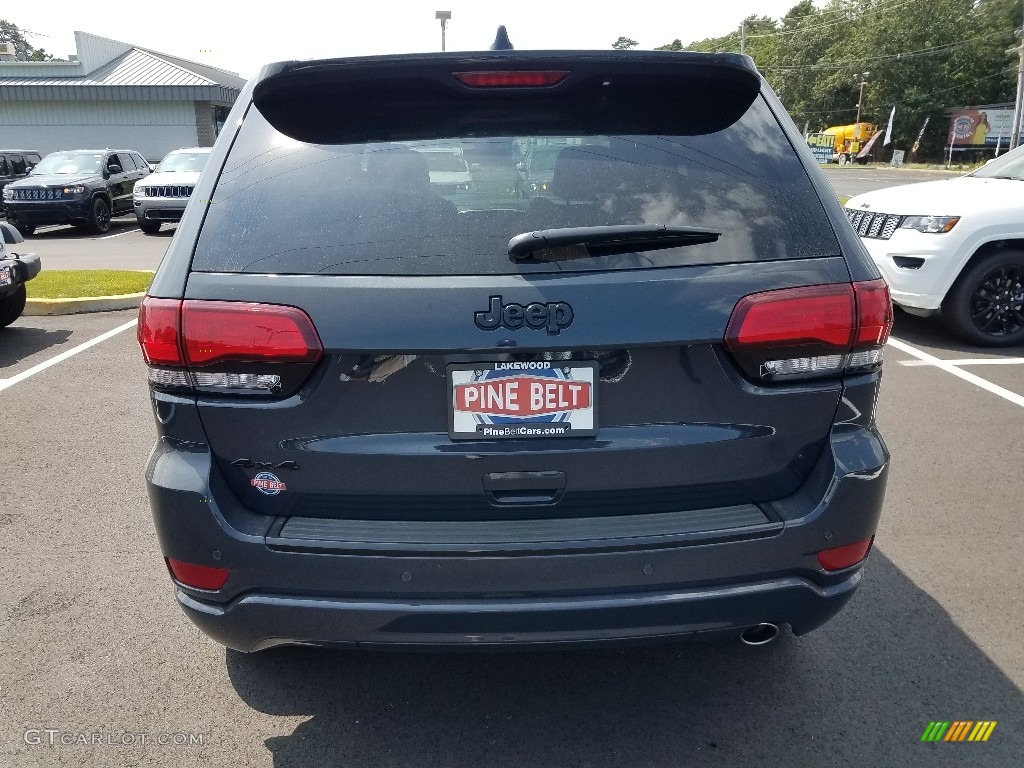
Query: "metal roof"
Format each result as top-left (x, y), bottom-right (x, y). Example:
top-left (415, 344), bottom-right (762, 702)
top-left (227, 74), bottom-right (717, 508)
top-left (0, 39), bottom-right (244, 104)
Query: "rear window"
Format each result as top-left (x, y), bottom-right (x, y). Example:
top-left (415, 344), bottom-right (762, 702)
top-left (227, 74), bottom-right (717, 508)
top-left (194, 91), bottom-right (838, 276)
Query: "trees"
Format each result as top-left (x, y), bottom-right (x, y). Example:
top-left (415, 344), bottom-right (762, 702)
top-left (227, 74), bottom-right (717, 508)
top-left (648, 0), bottom-right (1019, 158)
top-left (612, 37), bottom-right (639, 50)
top-left (0, 19), bottom-right (59, 61)
top-left (655, 39), bottom-right (684, 51)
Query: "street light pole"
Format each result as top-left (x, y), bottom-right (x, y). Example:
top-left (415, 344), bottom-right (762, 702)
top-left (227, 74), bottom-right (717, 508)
top-left (435, 11), bottom-right (451, 52)
top-left (854, 73), bottom-right (870, 136)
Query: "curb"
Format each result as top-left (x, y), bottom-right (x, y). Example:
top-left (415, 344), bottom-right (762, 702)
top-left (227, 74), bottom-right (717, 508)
top-left (24, 292), bottom-right (145, 316)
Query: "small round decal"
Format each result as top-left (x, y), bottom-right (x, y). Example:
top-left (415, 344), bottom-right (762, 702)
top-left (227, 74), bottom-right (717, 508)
top-left (251, 472), bottom-right (286, 496)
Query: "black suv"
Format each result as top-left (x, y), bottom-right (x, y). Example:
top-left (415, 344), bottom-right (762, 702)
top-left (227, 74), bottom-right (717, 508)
top-left (138, 48), bottom-right (892, 652)
top-left (3, 149), bottom-right (150, 235)
top-left (0, 150), bottom-right (42, 201)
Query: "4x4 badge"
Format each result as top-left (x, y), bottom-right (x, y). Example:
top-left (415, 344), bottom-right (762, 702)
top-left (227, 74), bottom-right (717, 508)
top-left (474, 295), bottom-right (573, 335)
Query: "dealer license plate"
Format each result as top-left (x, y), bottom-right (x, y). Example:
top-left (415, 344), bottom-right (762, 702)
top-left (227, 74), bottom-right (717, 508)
top-left (0, 266), bottom-right (11, 287)
top-left (448, 361), bottom-right (599, 440)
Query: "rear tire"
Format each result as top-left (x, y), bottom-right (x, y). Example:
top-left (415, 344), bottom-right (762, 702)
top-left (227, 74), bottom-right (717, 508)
top-left (0, 285), bottom-right (27, 328)
top-left (138, 219), bottom-right (161, 234)
top-left (88, 197), bottom-right (112, 234)
top-left (942, 249), bottom-right (1024, 346)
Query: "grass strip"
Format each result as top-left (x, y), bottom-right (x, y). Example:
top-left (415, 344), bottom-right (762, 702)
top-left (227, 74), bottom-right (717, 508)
top-left (26, 270), bottom-right (153, 299)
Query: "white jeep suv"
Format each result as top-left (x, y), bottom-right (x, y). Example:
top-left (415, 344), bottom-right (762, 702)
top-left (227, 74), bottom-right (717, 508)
top-left (845, 145), bottom-right (1024, 346)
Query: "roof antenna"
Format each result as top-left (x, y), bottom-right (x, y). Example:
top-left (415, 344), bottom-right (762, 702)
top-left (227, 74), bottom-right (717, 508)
top-left (490, 26), bottom-right (514, 51)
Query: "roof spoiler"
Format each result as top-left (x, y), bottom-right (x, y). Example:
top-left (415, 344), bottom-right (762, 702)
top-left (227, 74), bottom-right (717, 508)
top-left (252, 53), bottom-right (761, 144)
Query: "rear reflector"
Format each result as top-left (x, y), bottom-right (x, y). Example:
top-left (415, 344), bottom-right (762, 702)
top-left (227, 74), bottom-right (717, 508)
top-left (817, 537), bottom-right (874, 571)
top-left (453, 70), bottom-right (569, 88)
top-left (166, 558), bottom-right (229, 590)
top-left (724, 280), bottom-right (892, 381)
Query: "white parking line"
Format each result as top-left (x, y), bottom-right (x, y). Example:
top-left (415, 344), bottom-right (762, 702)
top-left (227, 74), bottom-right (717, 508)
top-left (899, 357), bottom-right (1024, 367)
top-left (0, 319), bottom-right (138, 393)
top-left (887, 337), bottom-right (1024, 408)
top-left (98, 228), bottom-right (140, 239)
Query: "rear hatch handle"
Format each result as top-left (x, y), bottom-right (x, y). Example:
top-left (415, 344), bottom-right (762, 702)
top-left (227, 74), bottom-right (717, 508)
top-left (507, 224), bottom-right (720, 263)
top-left (483, 471), bottom-right (567, 506)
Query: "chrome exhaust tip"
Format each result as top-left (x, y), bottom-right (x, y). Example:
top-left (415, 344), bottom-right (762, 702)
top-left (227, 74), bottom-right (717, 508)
top-left (740, 623), bottom-right (780, 646)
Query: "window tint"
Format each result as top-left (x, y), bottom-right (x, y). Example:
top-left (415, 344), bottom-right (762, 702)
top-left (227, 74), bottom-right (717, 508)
top-left (9, 155), bottom-right (26, 175)
top-left (115, 153), bottom-right (135, 171)
top-left (0, 156), bottom-right (9, 176)
top-left (193, 97), bottom-right (839, 276)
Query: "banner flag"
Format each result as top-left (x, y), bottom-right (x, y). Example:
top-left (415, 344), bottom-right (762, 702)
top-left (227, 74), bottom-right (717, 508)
top-left (884, 106), bottom-right (896, 146)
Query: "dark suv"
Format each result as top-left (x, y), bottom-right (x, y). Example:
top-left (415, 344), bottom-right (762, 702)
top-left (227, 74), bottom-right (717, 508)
top-left (3, 149), bottom-right (150, 235)
top-left (138, 49), bottom-right (892, 652)
top-left (0, 150), bottom-right (42, 201)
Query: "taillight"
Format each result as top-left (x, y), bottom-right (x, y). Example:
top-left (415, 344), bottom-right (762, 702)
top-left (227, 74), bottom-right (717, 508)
top-left (182, 301), bottom-right (323, 366)
top-left (853, 279), bottom-right (893, 346)
top-left (724, 279), bottom-right (892, 382)
top-left (453, 70), bottom-right (569, 88)
top-left (138, 297), bottom-right (323, 396)
top-left (137, 297), bottom-right (183, 365)
top-left (166, 558), bottom-right (229, 590)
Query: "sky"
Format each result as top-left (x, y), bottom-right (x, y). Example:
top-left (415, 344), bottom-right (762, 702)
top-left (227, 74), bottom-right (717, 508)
top-left (7, 0), bottom-right (811, 79)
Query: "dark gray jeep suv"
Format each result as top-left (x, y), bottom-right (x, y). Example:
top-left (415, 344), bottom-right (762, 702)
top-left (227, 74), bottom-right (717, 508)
top-left (138, 48), bottom-right (892, 652)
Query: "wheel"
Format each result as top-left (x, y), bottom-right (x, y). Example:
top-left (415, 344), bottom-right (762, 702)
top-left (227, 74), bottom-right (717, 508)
top-left (87, 197), bottom-right (112, 234)
top-left (838, 154), bottom-right (849, 166)
top-left (0, 285), bottom-right (27, 328)
top-left (942, 250), bottom-right (1024, 346)
top-left (138, 219), bottom-right (161, 234)
top-left (14, 223), bottom-right (35, 237)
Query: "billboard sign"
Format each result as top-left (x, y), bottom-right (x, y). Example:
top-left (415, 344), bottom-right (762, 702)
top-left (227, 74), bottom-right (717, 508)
top-left (948, 109), bottom-right (1022, 147)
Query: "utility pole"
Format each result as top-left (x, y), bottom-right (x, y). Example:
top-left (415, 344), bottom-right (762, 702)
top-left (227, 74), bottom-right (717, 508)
top-left (1010, 7), bottom-right (1024, 149)
top-left (854, 73), bottom-right (870, 142)
top-left (740, 21), bottom-right (746, 55)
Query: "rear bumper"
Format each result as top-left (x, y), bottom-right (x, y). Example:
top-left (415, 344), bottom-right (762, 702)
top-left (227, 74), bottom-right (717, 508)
top-left (178, 572), bottom-right (861, 651)
top-left (147, 404), bottom-right (888, 652)
top-left (0, 253), bottom-right (41, 297)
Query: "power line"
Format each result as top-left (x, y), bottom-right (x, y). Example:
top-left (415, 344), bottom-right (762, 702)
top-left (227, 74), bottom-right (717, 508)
top-left (746, 0), bottom-right (920, 39)
top-left (789, 70), bottom-right (1014, 123)
top-left (761, 32), bottom-right (1014, 72)
top-left (766, 0), bottom-right (915, 24)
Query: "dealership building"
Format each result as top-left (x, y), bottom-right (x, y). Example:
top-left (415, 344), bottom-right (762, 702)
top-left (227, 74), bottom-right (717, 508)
top-left (0, 32), bottom-right (245, 162)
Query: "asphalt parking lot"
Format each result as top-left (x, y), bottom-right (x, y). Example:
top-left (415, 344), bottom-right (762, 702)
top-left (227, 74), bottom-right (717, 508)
top-left (1, 168), bottom-right (1022, 767)
top-left (8, 218), bottom-right (171, 271)
top-left (823, 165), bottom-right (960, 199)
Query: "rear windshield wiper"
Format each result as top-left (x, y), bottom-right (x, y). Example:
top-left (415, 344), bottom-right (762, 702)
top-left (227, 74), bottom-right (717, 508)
top-left (507, 225), bottom-right (720, 263)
